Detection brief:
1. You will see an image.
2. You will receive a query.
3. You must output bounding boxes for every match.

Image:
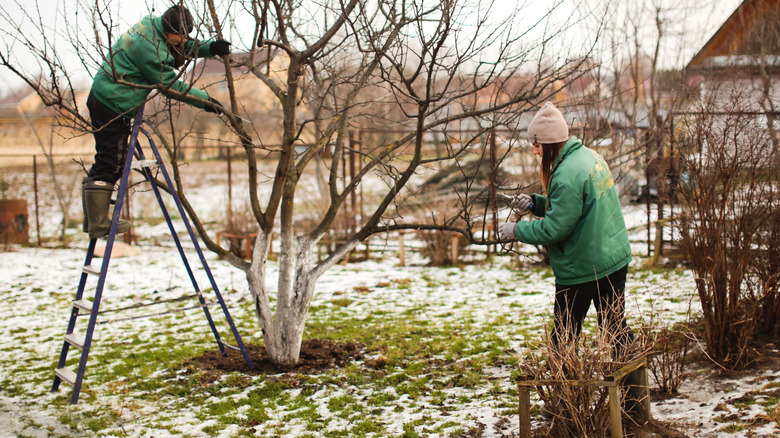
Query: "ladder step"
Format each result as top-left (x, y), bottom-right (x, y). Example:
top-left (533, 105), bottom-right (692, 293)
top-left (131, 159), bottom-right (159, 169)
top-left (73, 299), bottom-right (93, 313)
top-left (55, 367), bottom-right (77, 386)
top-left (83, 265), bottom-right (101, 276)
top-left (64, 333), bottom-right (85, 349)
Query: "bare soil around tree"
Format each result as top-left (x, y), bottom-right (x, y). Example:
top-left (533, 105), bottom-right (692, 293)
top-left (188, 339), bottom-right (366, 376)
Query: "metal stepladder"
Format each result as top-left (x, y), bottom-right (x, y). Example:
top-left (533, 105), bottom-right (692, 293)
top-left (52, 105), bottom-right (254, 404)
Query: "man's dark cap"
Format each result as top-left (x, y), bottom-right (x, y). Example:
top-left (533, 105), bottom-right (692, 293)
top-left (161, 5), bottom-right (195, 35)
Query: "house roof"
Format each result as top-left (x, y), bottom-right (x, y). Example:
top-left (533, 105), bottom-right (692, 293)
top-left (687, 0), bottom-right (780, 70)
top-left (0, 89), bottom-right (36, 109)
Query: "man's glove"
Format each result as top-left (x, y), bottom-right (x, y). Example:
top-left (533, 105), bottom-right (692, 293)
top-left (204, 97), bottom-right (223, 114)
top-left (209, 40), bottom-right (231, 56)
top-left (512, 194), bottom-right (533, 212)
top-left (498, 222), bottom-right (517, 240)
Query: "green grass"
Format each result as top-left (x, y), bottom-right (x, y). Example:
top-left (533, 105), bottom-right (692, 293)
top-left (721, 424), bottom-right (745, 433)
top-left (1, 252), bottom-right (745, 437)
top-left (330, 298), bottom-right (354, 308)
top-left (94, 309), bottom-right (518, 436)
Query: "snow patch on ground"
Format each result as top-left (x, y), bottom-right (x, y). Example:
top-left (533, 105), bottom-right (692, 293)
top-left (1, 178), bottom-right (777, 438)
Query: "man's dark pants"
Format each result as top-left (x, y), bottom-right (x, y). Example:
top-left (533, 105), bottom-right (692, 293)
top-left (86, 91), bottom-right (132, 184)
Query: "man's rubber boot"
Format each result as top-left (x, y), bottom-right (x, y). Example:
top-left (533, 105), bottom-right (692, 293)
top-left (81, 177), bottom-right (95, 233)
top-left (82, 178), bottom-right (89, 233)
top-left (83, 181), bottom-right (131, 239)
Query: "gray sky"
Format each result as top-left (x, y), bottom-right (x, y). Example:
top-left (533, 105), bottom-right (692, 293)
top-left (0, 0), bottom-right (744, 98)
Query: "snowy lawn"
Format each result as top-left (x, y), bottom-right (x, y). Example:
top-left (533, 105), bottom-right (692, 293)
top-left (1, 237), bottom-right (779, 437)
top-left (0, 160), bottom-right (778, 437)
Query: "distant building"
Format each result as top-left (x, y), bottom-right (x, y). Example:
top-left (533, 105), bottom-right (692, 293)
top-left (0, 88), bottom-right (92, 162)
top-left (685, 0), bottom-right (779, 166)
top-left (686, 0), bottom-right (779, 112)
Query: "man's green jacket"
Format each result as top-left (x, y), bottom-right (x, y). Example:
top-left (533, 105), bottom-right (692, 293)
top-left (514, 137), bottom-right (632, 285)
top-left (91, 14), bottom-right (215, 115)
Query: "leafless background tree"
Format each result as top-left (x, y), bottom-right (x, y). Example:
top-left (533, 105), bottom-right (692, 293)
top-left (673, 95), bottom-right (778, 367)
top-left (17, 113), bottom-right (81, 242)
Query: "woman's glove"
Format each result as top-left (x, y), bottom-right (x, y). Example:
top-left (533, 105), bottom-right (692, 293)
top-left (512, 194), bottom-right (533, 212)
top-left (209, 40), bottom-right (232, 56)
top-left (498, 222), bottom-right (517, 240)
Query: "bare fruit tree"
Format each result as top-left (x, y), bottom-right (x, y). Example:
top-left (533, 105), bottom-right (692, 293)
top-left (575, 1), bottom-right (699, 192)
top-left (1, 0), bottom-right (603, 365)
top-left (17, 113), bottom-right (80, 242)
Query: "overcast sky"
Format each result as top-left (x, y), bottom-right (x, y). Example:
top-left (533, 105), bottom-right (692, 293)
top-left (0, 0), bottom-right (744, 98)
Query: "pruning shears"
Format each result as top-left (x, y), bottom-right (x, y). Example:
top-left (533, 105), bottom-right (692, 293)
top-left (497, 193), bottom-right (534, 212)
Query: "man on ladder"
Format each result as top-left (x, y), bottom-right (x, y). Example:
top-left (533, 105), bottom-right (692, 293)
top-left (83, 3), bottom-right (230, 238)
top-left (54, 5), bottom-right (253, 405)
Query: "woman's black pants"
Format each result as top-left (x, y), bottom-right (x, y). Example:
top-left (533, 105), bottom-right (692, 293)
top-left (551, 264), bottom-right (631, 352)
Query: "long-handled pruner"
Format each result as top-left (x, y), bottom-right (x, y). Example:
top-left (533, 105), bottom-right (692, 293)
top-left (220, 111), bottom-right (252, 125)
top-left (231, 114), bottom-right (250, 123)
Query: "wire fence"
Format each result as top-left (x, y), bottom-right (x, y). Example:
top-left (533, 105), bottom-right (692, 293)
top-left (0, 146), bottom-right (245, 246)
top-left (1, 146), bottom-right (511, 267)
top-left (0, 125), bottom-right (670, 263)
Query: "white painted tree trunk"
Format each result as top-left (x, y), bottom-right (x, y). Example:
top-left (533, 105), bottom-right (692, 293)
top-left (246, 229), bottom-right (357, 365)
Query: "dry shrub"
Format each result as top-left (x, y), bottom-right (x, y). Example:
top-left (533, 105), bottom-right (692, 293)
top-left (520, 321), bottom-right (648, 438)
top-left (673, 104), bottom-right (779, 367)
top-left (405, 194), bottom-right (470, 266)
top-left (222, 200), bottom-right (259, 259)
top-left (416, 230), bottom-right (468, 266)
top-left (639, 321), bottom-right (695, 395)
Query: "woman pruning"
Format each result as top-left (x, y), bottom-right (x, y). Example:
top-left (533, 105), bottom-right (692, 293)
top-left (498, 102), bottom-right (633, 351)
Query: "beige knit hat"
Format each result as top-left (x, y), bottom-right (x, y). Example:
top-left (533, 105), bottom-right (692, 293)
top-left (527, 102), bottom-right (569, 144)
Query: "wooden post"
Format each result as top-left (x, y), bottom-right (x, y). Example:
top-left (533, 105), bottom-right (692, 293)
top-left (226, 147), bottom-right (233, 230)
top-left (489, 129), bottom-right (498, 253)
top-left (646, 129), bottom-right (652, 257)
top-left (450, 233), bottom-right (459, 264)
top-left (123, 170), bottom-right (133, 244)
top-left (518, 383), bottom-right (531, 438)
top-left (668, 115), bottom-right (676, 220)
top-left (657, 200), bottom-right (665, 257)
top-left (608, 385), bottom-right (623, 438)
top-left (348, 132), bottom-right (357, 240)
top-left (637, 364), bottom-right (651, 422)
top-left (341, 249), bottom-right (351, 265)
top-left (652, 221), bottom-right (662, 265)
top-left (32, 156), bottom-right (41, 246)
top-left (398, 231), bottom-right (405, 266)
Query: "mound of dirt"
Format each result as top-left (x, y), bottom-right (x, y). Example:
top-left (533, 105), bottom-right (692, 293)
top-left (188, 338), bottom-right (365, 375)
